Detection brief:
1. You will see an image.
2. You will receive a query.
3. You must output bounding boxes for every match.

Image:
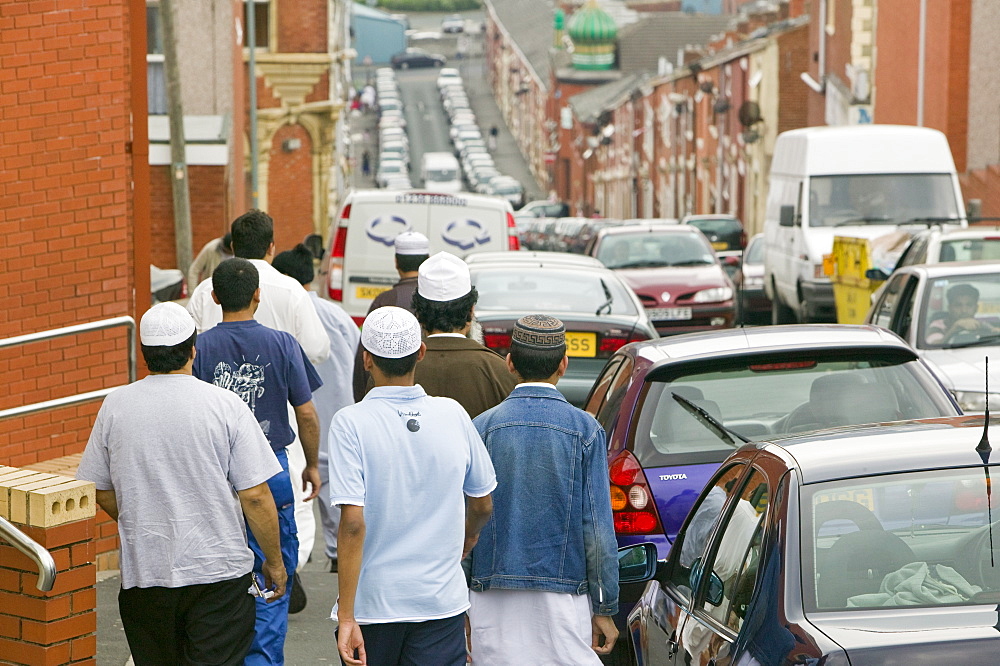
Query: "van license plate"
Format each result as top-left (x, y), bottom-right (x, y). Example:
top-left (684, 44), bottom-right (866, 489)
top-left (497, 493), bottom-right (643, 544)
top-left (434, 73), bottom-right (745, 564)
top-left (355, 285), bottom-right (392, 300)
top-left (648, 307), bottom-right (692, 321)
top-left (565, 332), bottom-right (596, 357)
top-left (711, 241), bottom-right (728, 250)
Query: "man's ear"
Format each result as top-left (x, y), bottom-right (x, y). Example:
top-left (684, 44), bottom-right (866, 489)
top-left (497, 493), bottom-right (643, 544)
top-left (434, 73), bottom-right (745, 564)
top-left (505, 353), bottom-right (516, 376)
top-left (252, 287), bottom-right (261, 304)
top-left (557, 355), bottom-right (569, 378)
top-left (362, 349), bottom-right (373, 373)
top-left (416, 341), bottom-right (427, 363)
top-left (211, 291), bottom-right (220, 305)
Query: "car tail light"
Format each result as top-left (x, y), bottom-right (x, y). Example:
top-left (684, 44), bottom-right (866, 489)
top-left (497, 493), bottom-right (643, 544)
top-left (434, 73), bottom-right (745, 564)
top-left (608, 451), bottom-right (664, 535)
top-left (599, 336), bottom-right (629, 353)
top-left (483, 332), bottom-right (512, 353)
top-left (740, 230), bottom-right (747, 249)
top-left (327, 208), bottom-right (349, 302)
top-left (506, 212), bottom-right (521, 250)
top-left (180, 278), bottom-right (188, 299)
top-left (749, 360), bottom-right (817, 372)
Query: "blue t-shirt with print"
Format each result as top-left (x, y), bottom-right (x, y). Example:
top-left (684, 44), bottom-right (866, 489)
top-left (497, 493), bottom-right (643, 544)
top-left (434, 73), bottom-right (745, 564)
top-left (194, 320), bottom-right (322, 450)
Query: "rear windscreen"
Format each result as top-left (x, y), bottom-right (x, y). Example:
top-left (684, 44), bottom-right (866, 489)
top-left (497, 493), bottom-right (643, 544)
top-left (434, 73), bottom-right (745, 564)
top-left (471, 267), bottom-right (637, 315)
top-left (632, 355), bottom-right (956, 468)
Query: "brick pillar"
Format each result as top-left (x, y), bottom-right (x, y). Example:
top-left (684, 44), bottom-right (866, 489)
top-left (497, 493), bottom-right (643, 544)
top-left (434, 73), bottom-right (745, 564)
top-left (0, 465), bottom-right (98, 666)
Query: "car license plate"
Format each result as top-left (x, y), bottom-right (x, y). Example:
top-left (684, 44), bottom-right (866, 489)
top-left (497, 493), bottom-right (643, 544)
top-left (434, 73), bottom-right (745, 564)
top-left (355, 285), bottom-right (392, 300)
top-left (647, 307), bottom-right (692, 321)
top-left (711, 241), bottom-right (728, 250)
top-left (565, 332), bottom-right (596, 357)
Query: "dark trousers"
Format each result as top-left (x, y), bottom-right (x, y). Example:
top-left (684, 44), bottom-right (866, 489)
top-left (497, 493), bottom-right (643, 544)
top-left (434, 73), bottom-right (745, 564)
top-left (119, 573), bottom-right (256, 666)
top-left (340, 613), bottom-right (466, 666)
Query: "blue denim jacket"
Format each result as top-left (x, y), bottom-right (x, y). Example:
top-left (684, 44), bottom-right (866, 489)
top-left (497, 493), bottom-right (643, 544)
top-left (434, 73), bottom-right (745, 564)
top-left (470, 385), bottom-right (619, 615)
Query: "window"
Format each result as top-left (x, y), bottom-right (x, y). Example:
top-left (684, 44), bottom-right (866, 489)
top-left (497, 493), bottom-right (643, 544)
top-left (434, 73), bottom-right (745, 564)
top-left (667, 463), bottom-right (747, 599)
top-left (807, 174), bottom-right (960, 228)
top-left (871, 274), bottom-right (909, 329)
top-left (696, 470), bottom-right (768, 633)
top-left (242, 0), bottom-right (270, 49)
top-left (584, 357), bottom-right (622, 418)
top-left (917, 272), bottom-right (1000, 349)
top-left (596, 356), bottom-right (633, 433)
top-left (146, 2), bottom-right (166, 115)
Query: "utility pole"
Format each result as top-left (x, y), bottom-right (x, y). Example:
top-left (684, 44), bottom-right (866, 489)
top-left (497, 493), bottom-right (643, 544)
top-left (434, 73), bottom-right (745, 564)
top-left (160, 0), bottom-right (193, 274)
top-left (247, 0), bottom-right (259, 207)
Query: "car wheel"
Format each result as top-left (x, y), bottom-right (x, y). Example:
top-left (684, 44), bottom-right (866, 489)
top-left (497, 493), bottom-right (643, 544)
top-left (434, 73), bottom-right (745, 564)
top-left (400, 62), bottom-right (409, 70)
top-left (771, 283), bottom-right (796, 325)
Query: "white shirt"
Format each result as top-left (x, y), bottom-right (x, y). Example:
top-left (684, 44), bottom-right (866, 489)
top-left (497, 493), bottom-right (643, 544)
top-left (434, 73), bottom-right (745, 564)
top-left (186, 259), bottom-right (330, 364)
top-left (328, 385), bottom-right (497, 623)
top-left (308, 291), bottom-right (360, 456)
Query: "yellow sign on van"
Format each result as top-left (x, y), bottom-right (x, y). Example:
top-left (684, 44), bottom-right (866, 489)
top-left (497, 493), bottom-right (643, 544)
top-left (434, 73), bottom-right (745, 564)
top-left (356, 285), bottom-right (392, 300)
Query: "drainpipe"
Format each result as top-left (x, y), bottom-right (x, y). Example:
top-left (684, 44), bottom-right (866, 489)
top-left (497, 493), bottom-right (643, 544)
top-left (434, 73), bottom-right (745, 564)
top-left (247, 0), bottom-right (259, 207)
top-left (916, 0), bottom-right (926, 126)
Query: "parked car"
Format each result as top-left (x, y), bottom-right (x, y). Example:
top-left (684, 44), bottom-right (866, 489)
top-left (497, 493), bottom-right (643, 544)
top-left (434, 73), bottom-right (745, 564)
top-left (865, 260), bottom-right (1000, 412)
top-left (467, 252), bottom-right (657, 405)
top-left (584, 324), bottom-right (961, 560)
top-left (617, 412), bottom-right (1000, 665)
top-left (375, 159), bottom-right (406, 188)
top-left (435, 68), bottom-right (462, 88)
top-left (390, 48), bottom-right (446, 69)
top-left (516, 199), bottom-right (571, 219)
top-left (488, 177), bottom-right (524, 209)
top-left (681, 214), bottom-right (746, 253)
top-left (732, 232), bottom-right (771, 324)
top-left (587, 224), bottom-right (736, 335)
top-left (877, 226), bottom-right (1000, 278)
top-left (440, 14), bottom-right (465, 33)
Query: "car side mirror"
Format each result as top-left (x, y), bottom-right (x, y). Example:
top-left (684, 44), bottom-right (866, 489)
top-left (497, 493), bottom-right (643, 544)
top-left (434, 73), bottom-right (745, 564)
top-left (688, 557), bottom-right (725, 606)
top-left (865, 268), bottom-right (888, 281)
top-left (779, 205), bottom-right (796, 227)
top-left (618, 543), bottom-right (658, 584)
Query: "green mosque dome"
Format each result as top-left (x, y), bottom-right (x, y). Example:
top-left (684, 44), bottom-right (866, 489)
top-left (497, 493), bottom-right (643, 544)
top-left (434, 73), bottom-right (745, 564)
top-left (568, 1), bottom-right (617, 70)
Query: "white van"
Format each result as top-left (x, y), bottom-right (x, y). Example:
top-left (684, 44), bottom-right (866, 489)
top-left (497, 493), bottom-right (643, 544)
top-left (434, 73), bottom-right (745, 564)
top-left (763, 125), bottom-right (967, 323)
top-left (324, 189), bottom-right (519, 323)
top-left (420, 152), bottom-right (462, 193)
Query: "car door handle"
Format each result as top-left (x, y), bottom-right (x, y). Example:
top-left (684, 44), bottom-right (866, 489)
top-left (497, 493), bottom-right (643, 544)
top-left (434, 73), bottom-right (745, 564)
top-left (667, 630), bottom-right (679, 656)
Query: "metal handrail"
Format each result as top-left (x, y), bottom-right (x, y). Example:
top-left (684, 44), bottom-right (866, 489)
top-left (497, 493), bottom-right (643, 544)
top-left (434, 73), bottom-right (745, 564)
top-left (0, 515), bottom-right (56, 591)
top-left (0, 316), bottom-right (136, 421)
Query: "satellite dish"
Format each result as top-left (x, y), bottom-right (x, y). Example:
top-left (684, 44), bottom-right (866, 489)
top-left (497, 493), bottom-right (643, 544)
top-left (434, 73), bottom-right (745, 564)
top-left (738, 101), bottom-right (762, 127)
top-left (699, 80), bottom-right (715, 94)
top-left (713, 97), bottom-right (731, 114)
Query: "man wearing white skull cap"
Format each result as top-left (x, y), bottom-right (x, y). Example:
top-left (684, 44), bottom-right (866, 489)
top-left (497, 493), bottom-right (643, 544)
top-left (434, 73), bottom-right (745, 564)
top-left (77, 302), bottom-right (286, 665)
top-left (328, 306), bottom-right (496, 666)
top-left (411, 251), bottom-right (517, 418)
top-left (352, 231), bottom-right (430, 402)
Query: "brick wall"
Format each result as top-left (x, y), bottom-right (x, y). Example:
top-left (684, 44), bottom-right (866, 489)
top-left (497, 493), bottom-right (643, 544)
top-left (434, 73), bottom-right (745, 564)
top-left (149, 165), bottom-right (230, 269)
top-left (776, 23), bottom-right (810, 134)
top-left (0, 465), bottom-right (98, 665)
top-left (0, 0), bottom-right (137, 466)
top-left (268, 124), bottom-right (315, 253)
top-left (278, 0), bottom-right (327, 54)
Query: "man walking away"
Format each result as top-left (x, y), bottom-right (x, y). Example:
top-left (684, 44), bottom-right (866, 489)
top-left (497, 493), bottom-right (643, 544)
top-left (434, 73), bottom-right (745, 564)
top-left (193, 259), bottom-right (322, 664)
top-left (188, 232), bottom-right (234, 290)
top-left (352, 231), bottom-right (429, 401)
top-left (329, 307), bottom-right (496, 666)
top-left (77, 303), bottom-right (286, 666)
top-left (411, 251), bottom-right (517, 417)
top-left (469, 314), bottom-right (619, 664)
top-left (274, 245), bottom-right (360, 575)
top-left (187, 209), bottom-right (329, 606)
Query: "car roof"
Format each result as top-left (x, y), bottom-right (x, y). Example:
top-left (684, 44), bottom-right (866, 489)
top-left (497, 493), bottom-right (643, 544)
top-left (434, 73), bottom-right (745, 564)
top-left (681, 214), bottom-right (740, 222)
top-left (760, 415), bottom-right (998, 484)
top-left (465, 251), bottom-right (604, 268)
top-left (894, 260), bottom-right (1000, 277)
top-left (623, 323), bottom-right (915, 367)
top-left (597, 223), bottom-right (702, 238)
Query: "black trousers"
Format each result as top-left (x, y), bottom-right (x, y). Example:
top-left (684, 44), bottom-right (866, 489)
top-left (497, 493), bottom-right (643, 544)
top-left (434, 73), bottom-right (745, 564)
top-left (118, 573), bottom-right (256, 666)
top-left (340, 613), bottom-right (467, 666)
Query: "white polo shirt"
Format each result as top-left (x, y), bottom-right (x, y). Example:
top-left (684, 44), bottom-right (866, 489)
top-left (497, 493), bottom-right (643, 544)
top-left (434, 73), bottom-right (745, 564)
top-left (328, 385), bottom-right (497, 623)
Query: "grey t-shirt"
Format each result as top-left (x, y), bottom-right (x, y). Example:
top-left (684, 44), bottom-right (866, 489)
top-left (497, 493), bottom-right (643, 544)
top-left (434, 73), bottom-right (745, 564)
top-left (77, 374), bottom-right (280, 589)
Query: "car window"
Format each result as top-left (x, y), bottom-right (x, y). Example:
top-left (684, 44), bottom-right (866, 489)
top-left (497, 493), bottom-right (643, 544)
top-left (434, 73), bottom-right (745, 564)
top-left (697, 469), bottom-right (768, 633)
top-left (687, 218), bottom-right (742, 235)
top-left (596, 232), bottom-right (715, 269)
top-left (632, 354), bottom-right (957, 468)
top-left (744, 236), bottom-right (764, 264)
top-left (585, 356), bottom-right (623, 417)
top-left (897, 235), bottom-right (928, 268)
top-left (871, 274), bottom-right (909, 329)
top-left (917, 271), bottom-right (1000, 349)
top-left (667, 463), bottom-right (747, 602)
top-left (596, 356), bottom-right (634, 434)
top-left (804, 467), bottom-right (1000, 611)
top-left (471, 268), bottom-right (638, 315)
top-left (939, 238), bottom-right (1000, 262)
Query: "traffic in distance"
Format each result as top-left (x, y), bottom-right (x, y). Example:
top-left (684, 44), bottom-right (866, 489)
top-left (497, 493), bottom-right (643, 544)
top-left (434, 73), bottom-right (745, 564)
top-left (336, 56), bottom-right (1000, 663)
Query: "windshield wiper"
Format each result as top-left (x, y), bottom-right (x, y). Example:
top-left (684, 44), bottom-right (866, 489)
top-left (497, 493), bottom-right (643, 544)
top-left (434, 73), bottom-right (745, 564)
top-left (614, 260), bottom-right (667, 269)
top-left (832, 216), bottom-right (894, 227)
top-left (904, 216), bottom-right (964, 224)
top-left (669, 259), bottom-right (714, 267)
top-left (671, 393), bottom-right (750, 449)
top-left (596, 279), bottom-right (613, 315)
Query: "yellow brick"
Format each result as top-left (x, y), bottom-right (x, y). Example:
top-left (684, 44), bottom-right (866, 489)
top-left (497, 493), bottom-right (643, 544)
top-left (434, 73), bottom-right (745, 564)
top-left (0, 469), bottom-right (47, 486)
top-left (8, 475), bottom-right (64, 524)
top-left (27, 480), bottom-right (96, 527)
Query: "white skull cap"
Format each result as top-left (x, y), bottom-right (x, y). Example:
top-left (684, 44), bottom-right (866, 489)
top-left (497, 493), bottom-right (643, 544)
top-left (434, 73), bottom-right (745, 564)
top-left (140, 302), bottom-right (196, 347)
top-left (394, 231), bottom-right (430, 256)
top-left (362, 306), bottom-right (423, 358)
top-left (417, 251), bottom-right (471, 302)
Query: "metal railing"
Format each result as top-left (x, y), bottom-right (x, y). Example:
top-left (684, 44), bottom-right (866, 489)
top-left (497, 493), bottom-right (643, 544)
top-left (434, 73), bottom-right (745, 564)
top-left (0, 516), bottom-right (57, 591)
top-left (0, 316), bottom-right (136, 421)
